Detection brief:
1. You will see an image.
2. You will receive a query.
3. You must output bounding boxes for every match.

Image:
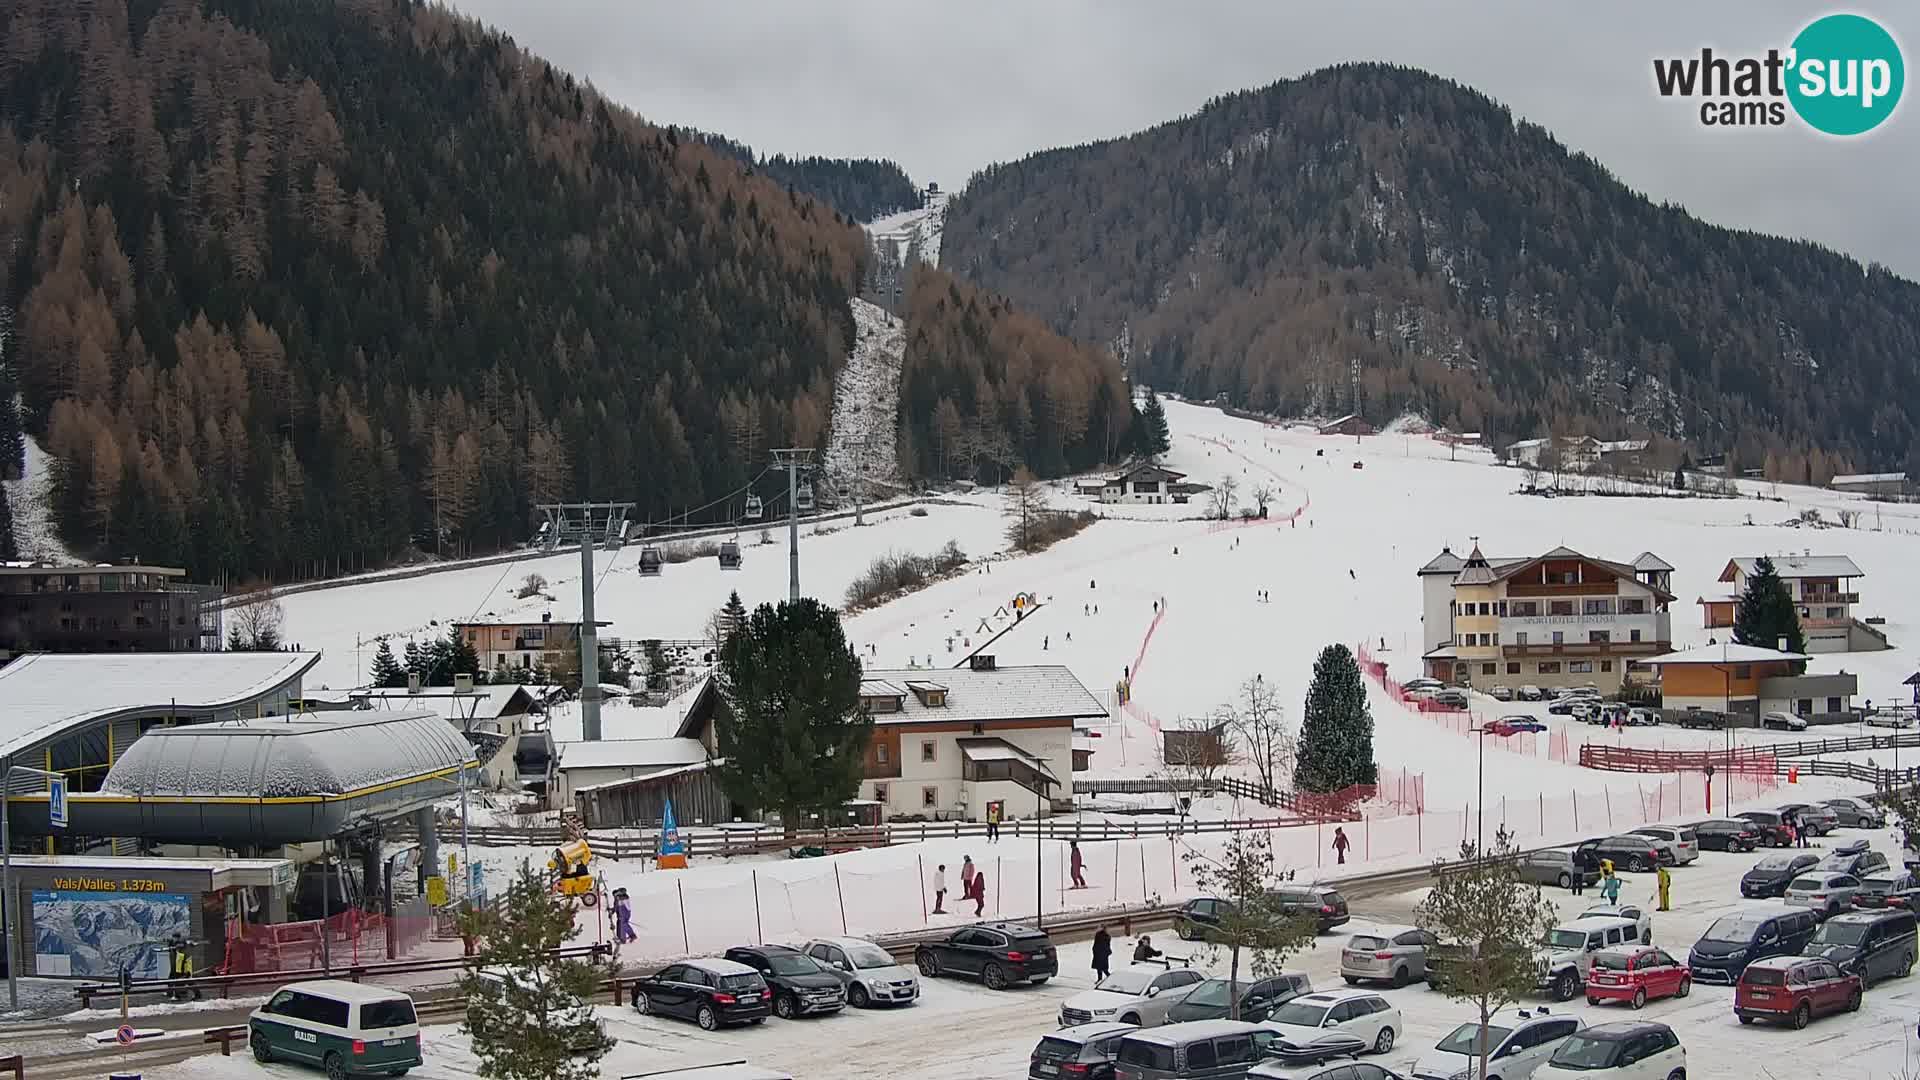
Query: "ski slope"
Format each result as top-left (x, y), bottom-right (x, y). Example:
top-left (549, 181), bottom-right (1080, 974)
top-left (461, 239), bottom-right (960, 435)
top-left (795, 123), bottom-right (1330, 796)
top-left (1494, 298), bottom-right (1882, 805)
top-left (821, 298), bottom-right (907, 497)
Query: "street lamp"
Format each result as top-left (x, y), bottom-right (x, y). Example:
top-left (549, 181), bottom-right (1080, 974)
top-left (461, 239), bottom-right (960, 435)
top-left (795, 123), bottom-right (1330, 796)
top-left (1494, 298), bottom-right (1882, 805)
top-left (1474, 721), bottom-right (1521, 855)
top-left (2, 761), bottom-right (63, 1010)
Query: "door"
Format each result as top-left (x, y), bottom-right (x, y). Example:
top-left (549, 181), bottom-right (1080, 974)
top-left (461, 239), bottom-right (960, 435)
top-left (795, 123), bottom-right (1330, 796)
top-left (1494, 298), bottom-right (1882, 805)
top-left (674, 967), bottom-right (712, 1019)
top-left (1331, 999), bottom-right (1376, 1042)
top-left (1395, 930), bottom-right (1432, 977)
top-left (1523, 1018), bottom-right (1580, 1072)
top-left (955, 929), bottom-right (996, 975)
top-left (644, 966), bottom-right (686, 1015)
top-left (1807, 961), bottom-right (1847, 1014)
top-left (1644, 950), bottom-right (1685, 998)
top-left (1619, 1032), bottom-right (1666, 1080)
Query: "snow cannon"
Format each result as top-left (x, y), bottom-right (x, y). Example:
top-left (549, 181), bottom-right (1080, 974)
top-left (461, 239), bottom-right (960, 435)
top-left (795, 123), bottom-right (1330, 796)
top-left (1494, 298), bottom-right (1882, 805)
top-left (549, 839), bottom-right (599, 904)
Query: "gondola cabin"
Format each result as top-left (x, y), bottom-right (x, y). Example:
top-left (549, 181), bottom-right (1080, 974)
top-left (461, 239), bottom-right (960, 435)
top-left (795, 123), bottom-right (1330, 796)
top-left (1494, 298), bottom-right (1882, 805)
top-left (795, 481), bottom-right (815, 513)
top-left (743, 494), bottom-right (764, 520)
top-left (718, 541), bottom-right (743, 570)
top-left (638, 546), bottom-right (664, 577)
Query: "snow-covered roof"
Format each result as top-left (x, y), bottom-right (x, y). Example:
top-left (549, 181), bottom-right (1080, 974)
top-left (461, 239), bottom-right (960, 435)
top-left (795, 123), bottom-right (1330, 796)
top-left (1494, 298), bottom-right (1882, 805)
top-left (1722, 555), bottom-right (1864, 581)
top-left (0, 651), bottom-right (322, 761)
top-left (1832, 472), bottom-right (1908, 485)
top-left (1107, 463), bottom-right (1187, 484)
top-left (1417, 548), bottom-right (1466, 575)
top-left (1598, 439), bottom-right (1650, 454)
top-left (572, 758), bottom-right (715, 793)
top-left (860, 678), bottom-right (907, 698)
top-left (1631, 552), bottom-right (1675, 573)
top-left (101, 710), bottom-right (474, 798)
top-left (554, 736), bottom-right (709, 772)
top-left (354, 684), bottom-right (534, 722)
top-left (858, 665), bottom-right (1106, 725)
top-left (1641, 644), bottom-right (1811, 666)
top-left (957, 737), bottom-right (1058, 777)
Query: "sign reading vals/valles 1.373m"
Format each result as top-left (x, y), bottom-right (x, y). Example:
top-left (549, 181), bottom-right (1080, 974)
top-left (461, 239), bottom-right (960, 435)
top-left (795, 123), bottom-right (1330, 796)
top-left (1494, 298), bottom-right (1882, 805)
top-left (49, 876), bottom-right (173, 892)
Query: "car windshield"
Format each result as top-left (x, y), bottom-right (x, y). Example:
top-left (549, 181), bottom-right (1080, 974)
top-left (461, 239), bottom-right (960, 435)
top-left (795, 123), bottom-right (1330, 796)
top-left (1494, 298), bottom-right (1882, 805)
top-left (1546, 929), bottom-right (1590, 950)
top-left (847, 944), bottom-right (894, 969)
top-left (1095, 970), bottom-right (1156, 995)
top-left (1704, 914), bottom-right (1769, 941)
top-left (1810, 922), bottom-right (1871, 946)
top-left (1435, 1022), bottom-right (1512, 1055)
top-left (1267, 1001), bottom-right (1331, 1027)
top-left (765, 954), bottom-right (821, 976)
top-left (1549, 1034), bottom-right (1624, 1070)
top-left (1181, 980), bottom-right (1230, 1007)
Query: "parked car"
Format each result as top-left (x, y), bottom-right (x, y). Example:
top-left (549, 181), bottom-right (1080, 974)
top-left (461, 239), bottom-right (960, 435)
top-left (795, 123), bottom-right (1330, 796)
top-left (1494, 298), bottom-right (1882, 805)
top-left (1762, 711), bottom-right (1809, 732)
top-left (1518, 849), bottom-right (1600, 890)
top-left (1113, 1019), bottom-right (1268, 1080)
top-left (1431, 688), bottom-right (1471, 709)
top-left (1572, 836), bottom-right (1664, 874)
top-left (1851, 871), bottom-right (1918, 909)
top-left (473, 967), bottom-right (606, 1052)
top-left (1822, 797), bottom-right (1887, 829)
top-left (1866, 708), bottom-right (1917, 729)
top-left (1816, 838), bottom-right (1889, 878)
top-left (1546, 697), bottom-right (1581, 716)
top-left (1164, 974), bottom-right (1312, 1025)
top-left (1403, 678), bottom-right (1444, 694)
top-left (1784, 871), bottom-right (1864, 918)
top-left (1249, 1060), bottom-right (1408, 1080)
top-left (1625, 708), bottom-right (1660, 727)
top-left (1339, 927), bottom-right (1433, 988)
top-left (1684, 819), bottom-right (1760, 853)
top-left (1674, 709), bottom-right (1727, 730)
top-left (1059, 965), bottom-right (1206, 1028)
top-left (1687, 906), bottom-right (1820, 985)
top-left (1534, 1021), bottom-right (1684, 1080)
top-left (802, 936), bottom-right (920, 1007)
top-left (1031, 1021), bottom-right (1135, 1080)
top-left (915, 924), bottom-right (1057, 989)
top-left (1781, 802), bottom-right (1840, 836)
top-left (1735, 810), bottom-right (1798, 849)
top-left (721, 945), bottom-right (846, 1019)
top-left (1744, 852), bottom-right (1823, 898)
top-left (1733, 955), bottom-right (1861, 1028)
top-left (1485, 716), bottom-right (1548, 735)
top-left (1624, 827), bottom-right (1695, 867)
top-left (631, 958), bottom-right (771, 1030)
top-left (249, 981), bottom-right (422, 1077)
top-left (1488, 685), bottom-right (1515, 702)
top-left (1406, 686), bottom-right (1442, 702)
top-left (1535, 917), bottom-right (1642, 1001)
top-left (1800, 908), bottom-right (1918, 983)
top-left (1261, 989), bottom-right (1402, 1057)
top-left (1518, 685), bottom-right (1544, 702)
top-left (1409, 1008), bottom-right (1582, 1080)
top-left (1582, 946), bottom-right (1691, 1010)
top-left (1275, 886), bottom-right (1351, 932)
top-left (1578, 905), bottom-right (1653, 946)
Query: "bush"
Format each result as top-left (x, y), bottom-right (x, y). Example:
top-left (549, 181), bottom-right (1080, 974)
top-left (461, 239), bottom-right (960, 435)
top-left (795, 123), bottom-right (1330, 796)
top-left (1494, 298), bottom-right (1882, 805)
top-left (659, 539), bottom-right (721, 564)
top-left (910, 506), bottom-right (929, 517)
top-left (1022, 509), bottom-right (1099, 552)
top-left (514, 573), bottom-right (549, 599)
top-left (844, 541), bottom-right (968, 610)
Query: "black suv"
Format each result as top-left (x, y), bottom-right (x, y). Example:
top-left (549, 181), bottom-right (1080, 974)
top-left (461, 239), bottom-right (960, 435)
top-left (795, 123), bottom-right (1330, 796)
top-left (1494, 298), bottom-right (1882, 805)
top-left (1162, 973), bottom-right (1311, 1023)
top-left (1029, 1021), bottom-right (1132, 1080)
top-left (722, 945), bottom-right (846, 1019)
top-left (915, 923), bottom-right (1056, 989)
top-left (1175, 888), bottom-right (1349, 939)
top-left (1687, 818), bottom-right (1761, 852)
top-left (1742, 851), bottom-right (1822, 898)
top-left (630, 957), bottom-right (772, 1030)
top-left (1572, 835), bottom-right (1664, 874)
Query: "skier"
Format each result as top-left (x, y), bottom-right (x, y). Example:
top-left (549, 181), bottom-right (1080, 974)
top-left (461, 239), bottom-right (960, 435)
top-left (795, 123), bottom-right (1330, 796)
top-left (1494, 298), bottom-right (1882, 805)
top-left (1656, 863), bottom-right (1672, 912)
top-left (1153, 600), bottom-right (1158, 614)
top-left (1332, 826), bottom-right (1352, 865)
top-left (613, 888), bottom-right (637, 944)
top-left (1348, 569), bottom-right (1356, 580)
top-left (1070, 841), bottom-right (1088, 889)
top-left (1066, 631), bottom-right (1072, 643)
top-left (986, 803), bottom-right (1002, 842)
top-left (932, 864), bottom-right (948, 914)
top-left (1043, 636), bottom-right (1049, 650)
top-left (1090, 579), bottom-right (1096, 589)
top-left (1092, 926), bottom-right (1113, 981)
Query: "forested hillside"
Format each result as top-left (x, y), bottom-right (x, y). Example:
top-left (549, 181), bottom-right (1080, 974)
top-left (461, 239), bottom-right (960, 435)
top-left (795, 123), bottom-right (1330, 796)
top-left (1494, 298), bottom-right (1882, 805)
top-left (897, 266), bottom-right (1133, 483)
top-left (692, 131), bottom-right (921, 222)
top-left (943, 63), bottom-right (1920, 479)
top-left (0, 0), bottom-right (867, 582)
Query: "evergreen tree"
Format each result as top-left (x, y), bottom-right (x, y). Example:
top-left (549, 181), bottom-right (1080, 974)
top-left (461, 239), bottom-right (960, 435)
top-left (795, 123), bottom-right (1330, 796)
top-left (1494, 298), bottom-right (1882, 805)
top-left (1295, 643), bottom-right (1377, 793)
top-left (713, 598), bottom-right (869, 831)
top-left (369, 638), bottom-right (406, 688)
top-left (1671, 464), bottom-right (1686, 491)
top-left (447, 625), bottom-right (482, 684)
top-left (0, 483), bottom-right (14, 561)
top-left (1138, 394), bottom-right (1172, 459)
top-left (1732, 556), bottom-right (1806, 659)
top-left (402, 639), bottom-right (425, 682)
top-left (642, 639), bottom-right (670, 692)
top-left (1179, 830), bottom-right (1318, 1019)
top-left (457, 864), bottom-right (615, 1080)
top-left (721, 591), bottom-right (748, 643)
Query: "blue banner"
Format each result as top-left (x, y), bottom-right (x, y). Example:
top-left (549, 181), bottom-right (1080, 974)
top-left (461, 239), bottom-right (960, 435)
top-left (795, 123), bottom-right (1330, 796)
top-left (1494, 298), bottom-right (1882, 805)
top-left (659, 798), bottom-right (686, 858)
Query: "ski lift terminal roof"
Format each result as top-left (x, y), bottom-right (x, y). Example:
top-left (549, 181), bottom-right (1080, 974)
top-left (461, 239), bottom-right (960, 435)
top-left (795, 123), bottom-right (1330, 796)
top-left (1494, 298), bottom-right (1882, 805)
top-left (0, 651), bottom-right (322, 760)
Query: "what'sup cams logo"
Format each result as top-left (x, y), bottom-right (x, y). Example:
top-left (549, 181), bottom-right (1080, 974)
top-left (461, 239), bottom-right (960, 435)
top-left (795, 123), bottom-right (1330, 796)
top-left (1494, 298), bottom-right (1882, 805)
top-left (1654, 13), bottom-right (1904, 135)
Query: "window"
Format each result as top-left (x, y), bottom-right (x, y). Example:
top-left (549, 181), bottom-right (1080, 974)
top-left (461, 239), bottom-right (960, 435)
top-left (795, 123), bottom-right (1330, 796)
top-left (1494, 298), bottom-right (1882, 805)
top-left (1569, 661), bottom-right (1594, 673)
top-left (1551, 631), bottom-right (1564, 645)
top-left (1620, 598), bottom-right (1646, 614)
top-left (1539, 661), bottom-right (1562, 674)
top-left (1492, 634), bottom-right (1500, 646)
top-left (872, 783), bottom-right (888, 802)
top-left (1584, 599), bottom-right (1613, 615)
top-left (1827, 697), bottom-right (1843, 714)
top-left (1629, 628), bottom-right (1642, 643)
top-left (1589, 630), bottom-right (1611, 643)
top-left (1550, 600), bottom-right (1575, 616)
top-left (1797, 699), bottom-right (1813, 715)
top-left (1600, 661), bottom-right (1614, 673)
top-left (1481, 602), bottom-right (1493, 615)
top-left (1214, 1035), bottom-right (1255, 1065)
top-left (1511, 601), bottom-right (1538, 617)
top-left (1515, 632), bottom-right (1529, 646)
top-left (1482, 663), bottom-right (1497, 675)
top-left (922, 786), bottom-right (939, 808)
top-left (1507, 662), bottom-right (1521, 675)
top-left (1826, 606), bottom-right (1843, 619)
top-left (1495, 601), bottom-right (1508, 616)
top-left (876, 743), bottom-right (890, 764)
top-left (921, 740), bottom-right (936, 763)
top-left (1185, 1041), bottom-right (1217, 1069)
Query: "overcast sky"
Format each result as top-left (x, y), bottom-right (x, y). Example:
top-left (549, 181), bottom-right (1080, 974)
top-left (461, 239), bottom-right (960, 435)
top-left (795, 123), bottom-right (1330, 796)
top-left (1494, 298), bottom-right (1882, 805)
top-left (450, 1), bottom-right (1917, 278)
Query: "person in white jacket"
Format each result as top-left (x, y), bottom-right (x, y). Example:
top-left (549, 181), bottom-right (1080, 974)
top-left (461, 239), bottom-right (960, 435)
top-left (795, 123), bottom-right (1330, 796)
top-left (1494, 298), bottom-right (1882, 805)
top-left (932, 864), bottom-right (948, 914)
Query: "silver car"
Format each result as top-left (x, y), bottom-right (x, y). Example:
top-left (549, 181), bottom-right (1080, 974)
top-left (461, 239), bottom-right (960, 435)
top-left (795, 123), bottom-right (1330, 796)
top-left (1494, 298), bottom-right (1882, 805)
top-left (801, 937), bottom-right (920, 1006)
top-left (1784, 872), bottom-right (1864, 918)
top-left (1519, 849), bottom-right (1597, 890)
top-left (1339, 926), bottom-right (1434, 988)
top-left (1056, 965), bottom-right (1204, 1028)
top-left (1629, 826), bottom-right (1700, 865)
top-left (1823, 797), bottom-right (1887, 829)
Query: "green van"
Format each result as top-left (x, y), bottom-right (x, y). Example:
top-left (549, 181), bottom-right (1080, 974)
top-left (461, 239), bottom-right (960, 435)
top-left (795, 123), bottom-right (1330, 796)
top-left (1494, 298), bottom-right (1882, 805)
top-left (249, 980), bottom-right (422, 1078)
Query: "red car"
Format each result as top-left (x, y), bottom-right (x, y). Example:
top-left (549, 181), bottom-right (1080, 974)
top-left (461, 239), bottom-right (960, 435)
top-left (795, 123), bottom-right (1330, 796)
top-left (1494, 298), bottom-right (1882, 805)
top-left (1584, 945), bottom-right (1691, 1009)
top-left (1734, 955), bottom-right (1862, 1028)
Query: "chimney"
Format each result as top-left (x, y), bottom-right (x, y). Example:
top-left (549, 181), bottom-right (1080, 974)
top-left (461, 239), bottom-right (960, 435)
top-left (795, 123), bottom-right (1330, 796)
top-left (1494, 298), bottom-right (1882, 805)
top-left (542, 611), bottom-right (552, 623)
top-left (970, 654), bottom-right (996, 672)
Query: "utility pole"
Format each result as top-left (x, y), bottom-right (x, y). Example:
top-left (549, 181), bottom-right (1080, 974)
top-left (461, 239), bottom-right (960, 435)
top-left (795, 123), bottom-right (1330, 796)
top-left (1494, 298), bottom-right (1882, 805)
top-left (537, 502), bottom-right (632, 741)
top-left (772, 449), bottom-right (813, 602)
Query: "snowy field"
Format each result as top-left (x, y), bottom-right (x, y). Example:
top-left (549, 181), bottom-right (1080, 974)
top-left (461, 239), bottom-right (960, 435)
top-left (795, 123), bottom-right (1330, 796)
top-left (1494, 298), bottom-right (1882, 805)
top-left (143, 827), bottom-right (1920, 1079)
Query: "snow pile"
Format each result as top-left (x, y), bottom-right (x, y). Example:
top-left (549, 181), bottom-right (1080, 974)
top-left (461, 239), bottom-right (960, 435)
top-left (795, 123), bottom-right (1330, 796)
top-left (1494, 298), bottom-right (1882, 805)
top-left (4, 431), bottom-right (82, 564)
top-left (823, 298), bottom-right (907, 500)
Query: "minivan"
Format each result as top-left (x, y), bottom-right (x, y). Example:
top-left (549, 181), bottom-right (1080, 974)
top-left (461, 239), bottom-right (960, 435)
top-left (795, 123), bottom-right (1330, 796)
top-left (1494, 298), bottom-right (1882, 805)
top-left (249, 980), bottom-right (422, 1077)
top-left (1112, 1019), bottom-right (1268, 1080)
top-left (1687, 906), bottom-right (1819, 984)
top-left (1801, 909), bottom-right (1918, 984)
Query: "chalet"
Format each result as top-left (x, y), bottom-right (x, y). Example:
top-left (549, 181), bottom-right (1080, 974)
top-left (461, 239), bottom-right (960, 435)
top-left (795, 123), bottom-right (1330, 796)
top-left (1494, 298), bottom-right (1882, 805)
top-left (1318, 414), bottom-right (1374, 437)
top-left (1831, 472), bottom-right (1914, 498)
top-left (1100, 463), bottom-right (1188, 505)
top-left (1505, 435), bottom-right (1601, 471)
top-left (1643, 643), bottom-right (1857, 725)
top-left (1699, 555), bottom-right (1889, 653)
top-left (1596, 439), bottom-right (1651, 468)
top-left (1417, 544), bottom-right (1674, 693)
top-left (565, 676), bottom-right (738, 827)
top-left (454, 614), bottom-right (610, 674)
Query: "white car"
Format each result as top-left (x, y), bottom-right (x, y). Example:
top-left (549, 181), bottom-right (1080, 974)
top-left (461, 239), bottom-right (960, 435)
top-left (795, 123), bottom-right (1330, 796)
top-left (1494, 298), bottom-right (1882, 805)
top-left (801, 937), bottom-right (920, 1007)
top-left (1578, 905), bottom-right (1654, 946)
top-left (1056, 964), bottom-right (1203, 1028)
top-left (1410, 1008), bottom-right (1583, 1080)
top-left (1535, 1021), bottom-right (1684, 1080)
top-left (1628, 826), bottom-right (1700, 866)
top-left (1260, 988), bottom-right (1401, 1057)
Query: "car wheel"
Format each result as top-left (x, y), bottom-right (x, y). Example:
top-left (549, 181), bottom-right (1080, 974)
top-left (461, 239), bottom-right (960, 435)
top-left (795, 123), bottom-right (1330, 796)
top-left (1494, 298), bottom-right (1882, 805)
top-left (633, 990), bottom-right (651, 1015)
top-left (982, 962), bottom-right (1008, 990)
top-left (1666, 1071), bottom-right (1685, 1080)
top-left (1906, 950), bottom-right (1915, 977)
top-left (1631, 988), bottom-right (1647, 1010)
top-left (696, 1004), bottom-right (720, 1031)
top-left (1848, 988), bottom-right (1863, 1012)
top-left (1791, 1001), bottom-right (1811, 1030)
top-left (1737, 1014), bottom-right (1754, 1025)
top-left (1174, 921), bottom-right (1194, 941)
top-left (774, 994), bottom-right (796, 1019)
top-left (324, 1052), bottom-right (349, 1080)
top-left (252, 1038), bottom-right (272, 1064)
top-left (847, 984), bottom-right (870, 1008)
top-left (1557, 872), bottom-right (1572, 888)
top-left (1390, 967), bottom-right (1410, 989)
top-left (1676, 977), bottom-right (1690, 998)
top-left (1587, 996), bottom-right (1601, 1007)
top-left (1373, 1027), bottom-right (1395, 1054)
top-left (1120, 1013), bottom-right (1140, 1026)
top-left (1553, 971), bottom-right (1578, 1001)
top-left (917, 951), bottom-right (941, 978)
top-left (1634, 856), bottom-right (1655, 872)
top-left (1343, 975), bottom-right (1359, 985)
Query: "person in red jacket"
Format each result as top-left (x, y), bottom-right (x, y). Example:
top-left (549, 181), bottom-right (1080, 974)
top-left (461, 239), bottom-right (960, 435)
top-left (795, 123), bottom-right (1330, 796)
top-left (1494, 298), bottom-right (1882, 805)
top-left (1069, 842), bottom-right (1087, 889)
top-left (1332, 826), bottom-right (1352, 865)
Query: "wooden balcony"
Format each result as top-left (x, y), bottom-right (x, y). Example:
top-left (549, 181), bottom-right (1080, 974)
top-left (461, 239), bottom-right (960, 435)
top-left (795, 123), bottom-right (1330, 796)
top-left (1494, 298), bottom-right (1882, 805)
top-left (1799, 592), bottom-right (1859, 605)
top-left (1503, 640), bottom-right (1668, 658)
top-left (1505, 581), bottom-right (1620, 597)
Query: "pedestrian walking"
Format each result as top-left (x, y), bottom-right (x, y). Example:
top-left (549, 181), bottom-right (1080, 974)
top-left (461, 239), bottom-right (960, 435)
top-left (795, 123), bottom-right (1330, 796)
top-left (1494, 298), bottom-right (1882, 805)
top-left (1065, 631), bottom-right (1072, 642)
top-left (1601, 868), bottom-right (1623, 904)
top-left (1044, 636), bottom-right (1049, 650)
top-left (613, 887), bottom-right (637, 944)
top-left (1570, 864), bottom-right (1586, 896)
top-left (1092, 926), bottom-right (1113, 981)
top-left (1656, 864), bottom-right (1671, 912)
top-left (960, 855), bottom-right (976, 898)
top-left (971, 870), bottom-right (988, 916)
top-left (932, 863), bottom-right (948, 914)
top-left (1070, 841), bottom-right (1088, 889)
top-left (1332, 826), bottom-right (1352, 865)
